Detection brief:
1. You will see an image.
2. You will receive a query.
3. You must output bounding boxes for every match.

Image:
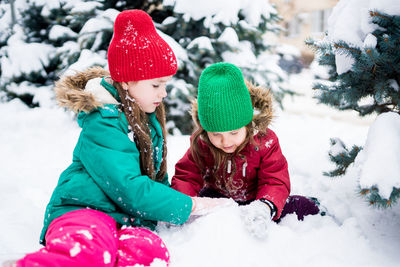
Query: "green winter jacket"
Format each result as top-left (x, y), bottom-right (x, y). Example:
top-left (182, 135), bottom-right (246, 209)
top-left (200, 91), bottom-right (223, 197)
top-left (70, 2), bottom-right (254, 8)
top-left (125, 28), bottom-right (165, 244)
top-left (40, 68), bottom-right (192, 244)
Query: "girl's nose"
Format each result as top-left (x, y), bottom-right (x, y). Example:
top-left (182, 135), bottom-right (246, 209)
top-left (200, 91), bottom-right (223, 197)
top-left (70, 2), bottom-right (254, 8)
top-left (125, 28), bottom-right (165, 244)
top-left (160, 86), bottom-right (167, 98)
top-left (221, 136), bottom-right (229, 147)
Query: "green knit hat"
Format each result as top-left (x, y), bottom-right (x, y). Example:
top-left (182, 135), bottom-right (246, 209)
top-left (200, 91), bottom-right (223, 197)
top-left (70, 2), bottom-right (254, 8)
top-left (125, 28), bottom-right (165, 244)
top-left (197, 63), bottom-right (253, 132)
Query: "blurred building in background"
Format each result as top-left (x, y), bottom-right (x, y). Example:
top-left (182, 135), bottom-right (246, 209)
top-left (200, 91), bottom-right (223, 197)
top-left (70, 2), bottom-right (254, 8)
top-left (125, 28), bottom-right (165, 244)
top-left (270, 0), bottom-right (338, 64)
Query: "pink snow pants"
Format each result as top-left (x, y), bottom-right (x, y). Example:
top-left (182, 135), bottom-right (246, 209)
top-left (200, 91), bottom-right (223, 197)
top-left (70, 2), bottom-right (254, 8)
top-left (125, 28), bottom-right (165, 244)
top-left (16, 209), bottom-right (170, 267)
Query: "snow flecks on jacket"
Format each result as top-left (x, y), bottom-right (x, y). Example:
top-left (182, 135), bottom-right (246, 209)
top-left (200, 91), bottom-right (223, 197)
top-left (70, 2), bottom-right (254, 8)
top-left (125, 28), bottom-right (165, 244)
top-left (127, 131), bottom-right (135, 142)
top-left (265, 139), bottom-right (273, 149)
top-left (154, 146), bottom-right (160, 163)
top-left (103, 106), bottom-right (117, 114)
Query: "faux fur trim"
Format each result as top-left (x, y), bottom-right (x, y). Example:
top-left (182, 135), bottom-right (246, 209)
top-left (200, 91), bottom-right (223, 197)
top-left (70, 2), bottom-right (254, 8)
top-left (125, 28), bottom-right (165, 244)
top-left (192, 80), bottom-right (274, 132)
top-left (85, 78), bottom-right (119, 105)
top-left (246, 80), bottom-right (274, 132)
top-left (54, 66), bottom-right (112, 113)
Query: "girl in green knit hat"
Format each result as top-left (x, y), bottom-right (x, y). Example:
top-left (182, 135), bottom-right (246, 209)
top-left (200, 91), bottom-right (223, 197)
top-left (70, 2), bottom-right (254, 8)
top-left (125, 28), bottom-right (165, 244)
top-left (171, 62), bottom-right (320, 238)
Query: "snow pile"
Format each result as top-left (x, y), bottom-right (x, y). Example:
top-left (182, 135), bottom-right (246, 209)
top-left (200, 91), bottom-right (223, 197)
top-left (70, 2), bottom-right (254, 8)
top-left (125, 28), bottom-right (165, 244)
top-left (158, 203), bottom-right (390, 267)
top-left (356, 112), bottom-right (400, 199)
top-left (327, 0), bottom-right (400, 74)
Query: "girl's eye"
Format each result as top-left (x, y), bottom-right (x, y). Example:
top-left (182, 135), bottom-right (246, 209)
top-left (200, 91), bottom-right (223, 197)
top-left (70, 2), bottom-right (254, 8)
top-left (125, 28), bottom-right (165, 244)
top-left (153, 84), bottom-right (160, 88)
top-left (231, 132), bottom-right (238, 135)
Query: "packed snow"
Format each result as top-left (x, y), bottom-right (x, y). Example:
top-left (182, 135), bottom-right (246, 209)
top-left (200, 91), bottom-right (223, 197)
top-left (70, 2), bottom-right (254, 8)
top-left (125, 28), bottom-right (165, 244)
top-left (1, 69), bottom-right (399, 267)
top-left (356, 112), bottom-right (400, 199)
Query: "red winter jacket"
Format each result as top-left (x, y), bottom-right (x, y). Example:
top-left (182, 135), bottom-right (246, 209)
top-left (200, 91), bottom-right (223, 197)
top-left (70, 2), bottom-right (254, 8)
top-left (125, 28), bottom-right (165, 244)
top-left (171, 129), bottom-right (290, 220)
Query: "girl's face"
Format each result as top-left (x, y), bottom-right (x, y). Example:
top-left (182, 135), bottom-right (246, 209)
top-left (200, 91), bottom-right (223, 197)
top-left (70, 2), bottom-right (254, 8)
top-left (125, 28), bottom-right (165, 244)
top-left (122, 76), bottom-right (172, 113)
top-left (207, 127), bottom-right (247, 153)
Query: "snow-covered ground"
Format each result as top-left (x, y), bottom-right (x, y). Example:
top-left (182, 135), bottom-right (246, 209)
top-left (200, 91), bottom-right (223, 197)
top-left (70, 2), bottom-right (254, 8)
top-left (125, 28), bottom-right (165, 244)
top-left (1, 69), bottom-right (399, 267)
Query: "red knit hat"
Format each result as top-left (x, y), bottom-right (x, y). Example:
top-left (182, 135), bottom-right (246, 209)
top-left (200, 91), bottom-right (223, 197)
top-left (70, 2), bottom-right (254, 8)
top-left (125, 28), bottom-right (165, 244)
top-left (107, 9), bottom-right (177, 82)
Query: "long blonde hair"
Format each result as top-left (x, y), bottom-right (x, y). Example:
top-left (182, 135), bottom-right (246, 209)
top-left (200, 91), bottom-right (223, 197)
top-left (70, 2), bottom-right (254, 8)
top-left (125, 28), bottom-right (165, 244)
top-left (114, 81), bottom-right (167, 182)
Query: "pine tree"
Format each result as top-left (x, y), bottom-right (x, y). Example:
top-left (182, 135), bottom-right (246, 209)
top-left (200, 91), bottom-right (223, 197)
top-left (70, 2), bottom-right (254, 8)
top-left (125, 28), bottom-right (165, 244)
top-left (0, 0), bottom-right (148, 107)
top-left (0, 1), bottom-right (104, 107)
top-left (324, 138), bottom-right (362, 177)
top-left (307, 11), bottom-right (400, 208)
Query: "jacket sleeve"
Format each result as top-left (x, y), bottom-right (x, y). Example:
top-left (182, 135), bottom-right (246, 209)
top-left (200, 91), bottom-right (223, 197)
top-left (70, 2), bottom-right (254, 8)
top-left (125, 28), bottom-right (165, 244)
top-left (78, 112), bottom-right (192, 225)
top-left (171, 147), bottom-right (204, 197)
top-left (256, 130), bottom-right (291, 220)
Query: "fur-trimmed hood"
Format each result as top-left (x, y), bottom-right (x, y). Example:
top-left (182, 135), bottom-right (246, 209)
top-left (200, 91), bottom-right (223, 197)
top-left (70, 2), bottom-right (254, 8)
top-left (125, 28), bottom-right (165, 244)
top-left (192, 80), bottom-right (274, 132)
top-left (54, 67), bottom-right (119, 113)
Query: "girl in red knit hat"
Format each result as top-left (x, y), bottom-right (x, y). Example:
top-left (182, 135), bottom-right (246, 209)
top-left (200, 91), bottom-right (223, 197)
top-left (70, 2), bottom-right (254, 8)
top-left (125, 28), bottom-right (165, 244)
top-left (8, 10), bottom-right (228, 267)
top-left (171, 63), bottom-right (321, 239)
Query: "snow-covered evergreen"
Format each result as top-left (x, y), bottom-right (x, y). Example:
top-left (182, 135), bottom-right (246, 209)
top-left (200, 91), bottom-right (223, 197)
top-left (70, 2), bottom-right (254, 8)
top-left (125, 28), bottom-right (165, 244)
top-left (307, 0), bottom-right (400, 207)
top-left (0, 0), bottom-right (290, 134)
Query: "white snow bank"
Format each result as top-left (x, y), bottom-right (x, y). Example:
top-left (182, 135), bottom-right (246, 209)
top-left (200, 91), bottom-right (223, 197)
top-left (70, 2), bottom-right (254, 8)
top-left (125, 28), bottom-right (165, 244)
top-left (158, 205), bottom-right (388, 267)
top-left (356, 112), bottom-right (400, 199)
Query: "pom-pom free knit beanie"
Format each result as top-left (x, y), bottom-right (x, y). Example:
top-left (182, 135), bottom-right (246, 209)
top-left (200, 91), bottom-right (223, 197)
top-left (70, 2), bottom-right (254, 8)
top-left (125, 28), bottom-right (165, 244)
top-left (197, 63), bottom-right (253, 132)
top-left (107, 9), bottom-right (177, 82)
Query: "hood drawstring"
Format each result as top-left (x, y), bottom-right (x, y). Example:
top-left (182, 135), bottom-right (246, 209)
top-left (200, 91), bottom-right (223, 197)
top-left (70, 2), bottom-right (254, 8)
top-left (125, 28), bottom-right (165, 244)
top-left (242, 161), bottom-right (248, 177)
top-left (227, 160), bottom-right (232, 174)
top-left (227, 159), bottom-right (247, 177)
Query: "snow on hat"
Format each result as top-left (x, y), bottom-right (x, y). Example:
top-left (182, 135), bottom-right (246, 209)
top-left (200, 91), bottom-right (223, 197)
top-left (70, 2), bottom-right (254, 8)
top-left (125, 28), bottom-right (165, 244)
top-left (197, 62), bottom-right (253, 132)
top-left (107, 9), bottom-right (177, 82)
